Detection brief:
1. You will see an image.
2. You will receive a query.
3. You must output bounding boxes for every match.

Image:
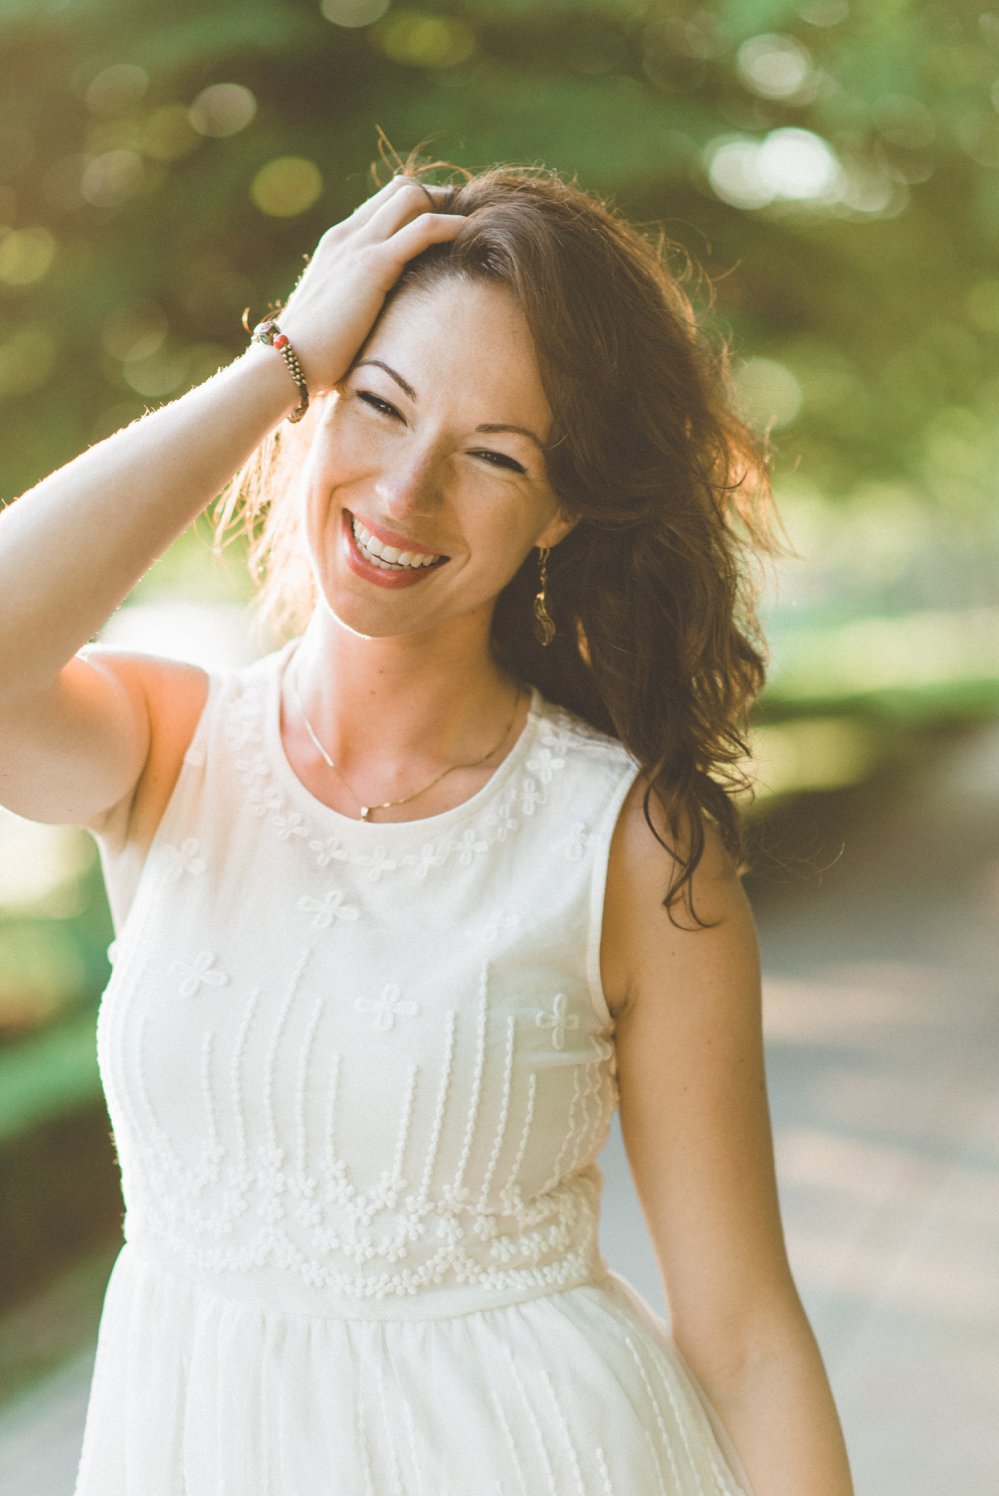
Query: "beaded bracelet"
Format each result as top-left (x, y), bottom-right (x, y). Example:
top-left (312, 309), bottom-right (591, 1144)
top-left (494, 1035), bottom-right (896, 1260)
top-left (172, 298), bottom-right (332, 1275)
top-left (246, 316), bottom-right (310, 423)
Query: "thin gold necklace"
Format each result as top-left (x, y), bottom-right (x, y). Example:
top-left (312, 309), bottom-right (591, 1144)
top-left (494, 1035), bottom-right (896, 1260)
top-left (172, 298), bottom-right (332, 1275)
top-left (288, 657), bottom-right (523, 822)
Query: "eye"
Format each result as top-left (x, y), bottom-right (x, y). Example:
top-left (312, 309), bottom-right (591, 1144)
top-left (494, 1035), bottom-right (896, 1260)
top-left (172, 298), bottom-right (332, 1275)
top-left (357, 390), bottom-right (402, 419)
top-left (470, 449), bottom-right (527, 474)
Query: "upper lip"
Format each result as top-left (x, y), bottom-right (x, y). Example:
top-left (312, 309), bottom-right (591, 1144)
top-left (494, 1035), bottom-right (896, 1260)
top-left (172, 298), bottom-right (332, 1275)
top-left (348, 510), bottom-right (447, 558)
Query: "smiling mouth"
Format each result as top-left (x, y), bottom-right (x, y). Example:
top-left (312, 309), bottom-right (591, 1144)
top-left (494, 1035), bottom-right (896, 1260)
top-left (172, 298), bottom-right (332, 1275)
top-left (349, 514), bottom-right (448, 572)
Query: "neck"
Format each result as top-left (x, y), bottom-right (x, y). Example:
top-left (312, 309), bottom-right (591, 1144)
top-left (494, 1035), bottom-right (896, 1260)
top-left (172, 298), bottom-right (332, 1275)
top-left (287, 606), bottom-right (522, 788)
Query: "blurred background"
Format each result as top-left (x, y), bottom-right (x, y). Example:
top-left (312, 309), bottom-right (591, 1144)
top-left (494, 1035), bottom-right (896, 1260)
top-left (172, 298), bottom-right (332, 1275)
top-left (1, 0), bottom-right (997, 1491)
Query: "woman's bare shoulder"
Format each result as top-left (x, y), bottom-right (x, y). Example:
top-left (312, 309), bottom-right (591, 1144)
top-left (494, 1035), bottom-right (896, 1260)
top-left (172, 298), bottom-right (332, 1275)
top-left (600, 773), bottom-right (752, 1022)
top-left (83, 647), bottom-right (210, 855)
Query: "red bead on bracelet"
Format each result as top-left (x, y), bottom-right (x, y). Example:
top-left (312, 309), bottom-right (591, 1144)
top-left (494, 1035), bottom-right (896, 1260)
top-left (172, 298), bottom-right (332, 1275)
top-left (246, 316), bottom-right (310, 423)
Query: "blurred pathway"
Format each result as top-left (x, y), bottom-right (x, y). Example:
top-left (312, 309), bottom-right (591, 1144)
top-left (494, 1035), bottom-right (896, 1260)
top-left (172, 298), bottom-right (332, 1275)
top-left (601, 718), bottom-right (999, 1495)
top-left (2, 722), bottom-right (997, 1494)
top-left (0, 1350), bottom-right (93, 1495)
top-left (751, 721), bottom-right (999, 1495)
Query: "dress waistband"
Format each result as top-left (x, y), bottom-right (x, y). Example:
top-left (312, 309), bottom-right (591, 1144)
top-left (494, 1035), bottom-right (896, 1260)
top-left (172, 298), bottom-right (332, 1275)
top-left (124, 1239), bottom-right (612, 1322)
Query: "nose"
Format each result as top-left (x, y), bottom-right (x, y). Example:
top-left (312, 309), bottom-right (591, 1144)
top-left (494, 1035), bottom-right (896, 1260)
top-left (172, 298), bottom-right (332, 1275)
top-left (373, 443), bottom-right (444, 527)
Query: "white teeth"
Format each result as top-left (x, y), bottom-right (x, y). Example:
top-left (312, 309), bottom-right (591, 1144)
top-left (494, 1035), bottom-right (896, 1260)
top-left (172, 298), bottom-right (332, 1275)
top-left (351, 517), bottom-right (443, 571)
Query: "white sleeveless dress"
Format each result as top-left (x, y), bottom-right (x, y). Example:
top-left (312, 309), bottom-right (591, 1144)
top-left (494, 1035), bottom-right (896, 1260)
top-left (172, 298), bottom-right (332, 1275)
top-left (76, 638), bottom-right (754, 1496)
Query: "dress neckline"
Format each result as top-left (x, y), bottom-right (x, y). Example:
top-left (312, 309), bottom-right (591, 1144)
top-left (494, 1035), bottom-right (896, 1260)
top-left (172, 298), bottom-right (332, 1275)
top-left (265, 638), bottom-right (542, 837)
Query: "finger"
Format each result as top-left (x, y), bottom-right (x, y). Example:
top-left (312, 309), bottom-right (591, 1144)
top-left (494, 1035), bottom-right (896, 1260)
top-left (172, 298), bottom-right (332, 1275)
top-left (358, 177), bottom-right (446, 235)
top-left (390, 174), bottom-right (450, 205)
top-left (357, 180), bottom-right (455, 244)
top-left (350, 175), bottom-right (447, 231)
top-left (381, 210), bottom-right (465, 271)
top-left (347, 174), bottom-right (414, 229)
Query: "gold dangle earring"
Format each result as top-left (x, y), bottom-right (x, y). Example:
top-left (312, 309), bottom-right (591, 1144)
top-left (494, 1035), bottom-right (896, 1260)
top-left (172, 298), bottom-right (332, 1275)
top-left (532, 545), bottom-right (556, 647)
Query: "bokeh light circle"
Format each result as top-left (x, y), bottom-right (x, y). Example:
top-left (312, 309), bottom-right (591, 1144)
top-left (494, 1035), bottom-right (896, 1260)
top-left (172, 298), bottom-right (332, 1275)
top-left (85, 64), bottom-right (149, 117)
top-left (81, 150), bottom-right (145, 208)
top-left (0, 327), bottom-right (57, 399)
top-left (706, 128), bottom-right (841, 208)
top-left (189, 84), bottom-right (258, 139)
top-left (321, 0), bottom-right (390, 27)
top-left (733, 357), bottom-right (803, 430)
top-left (737, 34), bottom-right (812, 100)
top-left (142, 106), bottom-right (202, 162)
top-left (374, 11), bottom-right (476, 68)
top-left (250, 157), bottom-right (324, 217)
top-left (758, 128), bottom-right (840, 199)
top-left (0, 227), bottom-right (57, 286)
top-left (102, 301), bottom-right (169, 363)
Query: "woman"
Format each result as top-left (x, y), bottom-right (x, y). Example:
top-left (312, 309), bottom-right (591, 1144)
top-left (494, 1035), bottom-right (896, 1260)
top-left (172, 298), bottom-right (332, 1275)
top-left (0, 164), bottom-right (853, 1494)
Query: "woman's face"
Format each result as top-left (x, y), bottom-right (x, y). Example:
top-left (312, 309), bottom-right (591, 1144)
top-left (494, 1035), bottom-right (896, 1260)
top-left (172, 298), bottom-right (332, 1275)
top-left (300, 275), bottom-right (573, 642)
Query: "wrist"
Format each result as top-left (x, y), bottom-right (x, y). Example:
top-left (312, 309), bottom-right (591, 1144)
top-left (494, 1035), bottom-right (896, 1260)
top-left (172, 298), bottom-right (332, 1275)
top-left (238, 340), bottom-right (306, 422)
top-left (245, 316), bottom-right (310, 423)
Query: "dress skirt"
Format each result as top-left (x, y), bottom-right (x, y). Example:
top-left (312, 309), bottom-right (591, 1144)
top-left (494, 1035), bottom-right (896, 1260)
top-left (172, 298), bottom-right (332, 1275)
top-left (75, 1243), bottom-right (754, 1496)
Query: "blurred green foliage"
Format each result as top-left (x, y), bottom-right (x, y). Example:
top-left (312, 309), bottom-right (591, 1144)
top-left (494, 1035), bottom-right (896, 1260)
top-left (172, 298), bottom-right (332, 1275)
top-left (0, 821), bottom-right (112, 1038)
top-left (1, 0), bottom-right (998, 543)
top-left (0, 1003), bottom-right (104, 1141)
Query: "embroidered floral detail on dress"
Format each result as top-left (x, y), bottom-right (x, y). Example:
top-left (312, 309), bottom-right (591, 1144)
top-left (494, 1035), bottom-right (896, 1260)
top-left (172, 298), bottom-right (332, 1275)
top-left (298, 889), bottom-right (361, 929)
top-left (236, 752), bottom-right (271, 783)
top-left (357, 846), bottom-right (400, 882)
top-left (439, 1181), bottom-right (474, 1212)
top-left (161, 838), bottom-right (208, 882)
top-left (554, 822), bottom-right (597, 862)
top-left (248, 781), bottom-right (283, 819)
top-left (224, 691), bottom-right (264, 752)
top-left (354, 983), bottom-right (421, 1032)
top-left (254, 1144), bottom-right (288, 1224)
top-left (270, 809), bottom-right (310, 841)
top-left (453, 828), bottom-right (488, 866)
top-left (292, 1182), bottom-right (323, 1231)
top-left (521, 779), bottom-right (543, 816)
top-left (526, 741), bottom-right (567, 786)
top-left (121, 1055), bottom-right (608, 1295)
top-left (222, 679), bottom-right (608, 880)
top-left (483, 801), bottom-right (519, 842)
top-left (170, 950), bottom-right (230, 998)
top-left (475, 907), bottom-right (525, 946)
top-left (535, 993), bottom-right (581, 1050)
top-left (409, 843), bottom-right (445, 880)
top-left (309, 835), bottom-right (349, 868)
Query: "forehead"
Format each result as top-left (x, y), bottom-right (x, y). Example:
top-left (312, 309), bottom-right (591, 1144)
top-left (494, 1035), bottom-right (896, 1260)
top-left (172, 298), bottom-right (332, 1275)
top-left (360, 276), bottom-right (551, 422)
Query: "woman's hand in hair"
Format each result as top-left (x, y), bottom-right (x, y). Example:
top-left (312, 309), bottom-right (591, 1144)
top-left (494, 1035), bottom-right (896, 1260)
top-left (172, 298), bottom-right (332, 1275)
top-left (276, 177), bottom-right (464, 397)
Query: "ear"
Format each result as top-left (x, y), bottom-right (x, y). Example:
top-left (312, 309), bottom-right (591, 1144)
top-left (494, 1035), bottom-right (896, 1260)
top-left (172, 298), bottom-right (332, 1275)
top-left (535, 509), bottom-right (579, 549)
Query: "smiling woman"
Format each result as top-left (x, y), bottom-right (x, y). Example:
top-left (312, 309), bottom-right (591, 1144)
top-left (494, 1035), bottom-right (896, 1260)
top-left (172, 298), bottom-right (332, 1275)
top-left (0, 160), bottom-right (853, 1495)
top-left (302, 279), bottom-right (571, 631)
top-left (220, 165), bottom-right (777, 913)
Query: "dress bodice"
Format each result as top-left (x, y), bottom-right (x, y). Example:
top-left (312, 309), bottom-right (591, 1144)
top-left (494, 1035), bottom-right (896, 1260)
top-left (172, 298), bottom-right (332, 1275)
top-left (94, 639), bottom-right (640, 1320)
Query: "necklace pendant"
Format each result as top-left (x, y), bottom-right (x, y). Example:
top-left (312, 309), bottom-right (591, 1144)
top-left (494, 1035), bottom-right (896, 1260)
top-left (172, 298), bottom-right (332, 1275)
top-left (359, 806), bottom-right (371, 821)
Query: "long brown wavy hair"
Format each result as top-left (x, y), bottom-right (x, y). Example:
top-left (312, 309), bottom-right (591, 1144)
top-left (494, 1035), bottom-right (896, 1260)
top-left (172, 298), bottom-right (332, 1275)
top-left (215, 159), bottom-right (778, 922)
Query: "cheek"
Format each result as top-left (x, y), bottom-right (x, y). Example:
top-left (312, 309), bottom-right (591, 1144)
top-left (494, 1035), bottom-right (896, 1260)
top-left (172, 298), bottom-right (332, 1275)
top-left (301, 432), bottom-right (371, 538)
top-left (463, 508), bottom-right (548, 590)
top-left (308, 398), bottom-right (382, 474)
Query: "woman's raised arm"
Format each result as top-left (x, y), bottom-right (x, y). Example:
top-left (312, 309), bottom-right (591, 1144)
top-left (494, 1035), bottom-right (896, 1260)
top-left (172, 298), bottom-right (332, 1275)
top-left (0, 177), bottom-right (462, 831)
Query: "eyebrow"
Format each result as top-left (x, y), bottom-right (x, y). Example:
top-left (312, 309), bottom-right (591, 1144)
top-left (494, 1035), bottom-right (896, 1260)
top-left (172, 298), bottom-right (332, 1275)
top-left (354, 358), bottom-right (417, 402)
top-left (353, 358), bottom-right (547, 452)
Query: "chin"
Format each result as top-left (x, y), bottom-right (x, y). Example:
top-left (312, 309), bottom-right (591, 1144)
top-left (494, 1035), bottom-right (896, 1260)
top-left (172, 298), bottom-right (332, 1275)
top-left (316, 591), bottom-right (387, 641)
top-left (314, 588), bottom-right (422, 643)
